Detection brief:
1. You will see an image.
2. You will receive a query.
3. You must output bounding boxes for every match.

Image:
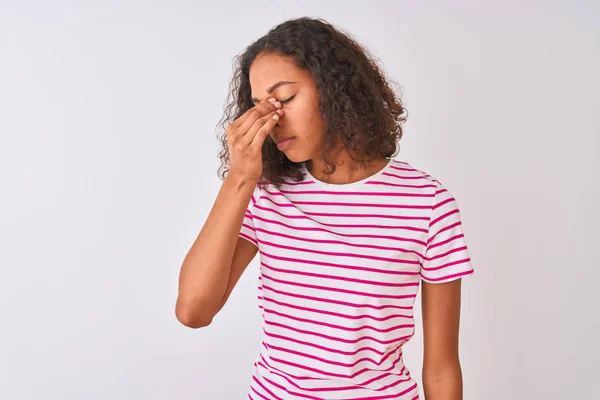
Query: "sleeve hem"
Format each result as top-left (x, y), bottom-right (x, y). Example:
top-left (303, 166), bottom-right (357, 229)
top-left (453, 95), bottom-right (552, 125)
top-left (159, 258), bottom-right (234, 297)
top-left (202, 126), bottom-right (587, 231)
top-left (420, 268), bottom-right (474, 284)
top-left (239, 233), bottom-right (258, 248)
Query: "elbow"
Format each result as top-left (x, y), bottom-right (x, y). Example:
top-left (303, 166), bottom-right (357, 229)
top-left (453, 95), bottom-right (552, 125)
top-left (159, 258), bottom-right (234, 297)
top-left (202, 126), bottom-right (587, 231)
top-left (422, 358), bottom-right (462, 382)
top-left (175, 297), bottom-right (214, 329)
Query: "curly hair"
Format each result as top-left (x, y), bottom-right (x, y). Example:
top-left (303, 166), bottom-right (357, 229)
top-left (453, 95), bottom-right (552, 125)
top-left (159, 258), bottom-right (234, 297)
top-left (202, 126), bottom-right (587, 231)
top-left (216, 17), bottom-right (408, 188)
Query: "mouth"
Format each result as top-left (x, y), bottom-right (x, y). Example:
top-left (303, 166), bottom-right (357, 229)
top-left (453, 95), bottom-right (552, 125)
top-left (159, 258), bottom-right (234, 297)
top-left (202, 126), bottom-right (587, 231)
top-left (275, 136), bottom-right (296, 151)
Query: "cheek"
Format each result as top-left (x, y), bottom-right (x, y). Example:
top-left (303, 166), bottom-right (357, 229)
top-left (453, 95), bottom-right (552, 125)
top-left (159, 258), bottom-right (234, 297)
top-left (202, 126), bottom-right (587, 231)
top-left (285, 100), bottom-right (321, 127)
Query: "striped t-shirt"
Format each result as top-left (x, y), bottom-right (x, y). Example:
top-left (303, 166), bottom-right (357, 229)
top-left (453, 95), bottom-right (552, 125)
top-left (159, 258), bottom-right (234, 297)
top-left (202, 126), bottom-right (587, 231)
top-left (238, 157), bottom-right (474, 399)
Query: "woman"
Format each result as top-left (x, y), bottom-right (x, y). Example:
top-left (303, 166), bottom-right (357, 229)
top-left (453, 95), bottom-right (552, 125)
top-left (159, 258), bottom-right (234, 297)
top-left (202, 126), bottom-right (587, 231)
top-left (176, 17), bottom-right (474, 400)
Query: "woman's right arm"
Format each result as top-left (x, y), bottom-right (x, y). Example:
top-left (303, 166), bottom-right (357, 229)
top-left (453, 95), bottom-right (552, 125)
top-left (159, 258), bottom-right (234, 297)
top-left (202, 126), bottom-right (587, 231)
top-left (175, 173), bottom-right (258, 328)
top-left (175, 97), bottom-right (283, 328)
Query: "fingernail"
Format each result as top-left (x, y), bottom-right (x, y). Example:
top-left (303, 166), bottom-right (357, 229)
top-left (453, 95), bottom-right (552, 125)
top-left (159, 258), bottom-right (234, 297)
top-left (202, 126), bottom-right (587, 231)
top-left (274, 102), bottom-right (282, 108)
top-left (268, 98), bottom-right (276, 104)
top-left (276, 109), bottom-right (283, 115)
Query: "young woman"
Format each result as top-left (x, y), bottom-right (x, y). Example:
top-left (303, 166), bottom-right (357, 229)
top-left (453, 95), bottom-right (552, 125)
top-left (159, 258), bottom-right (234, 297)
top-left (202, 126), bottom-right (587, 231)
top-left (176, 17), bottom-right (474, 400)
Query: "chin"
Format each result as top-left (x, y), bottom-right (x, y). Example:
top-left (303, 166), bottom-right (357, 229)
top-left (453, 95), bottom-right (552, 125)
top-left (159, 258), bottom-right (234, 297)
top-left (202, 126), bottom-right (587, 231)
top-left (284, 151), bottom-right (310, 164)
top-left (284, 153), bottom-right (302, 163)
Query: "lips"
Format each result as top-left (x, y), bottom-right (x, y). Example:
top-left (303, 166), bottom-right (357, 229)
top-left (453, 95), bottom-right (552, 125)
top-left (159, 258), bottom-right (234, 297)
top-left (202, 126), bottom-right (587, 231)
top-left (275, 136), bottom-right (295, 144)
top-left (275, 136), bottom-right (296, 151)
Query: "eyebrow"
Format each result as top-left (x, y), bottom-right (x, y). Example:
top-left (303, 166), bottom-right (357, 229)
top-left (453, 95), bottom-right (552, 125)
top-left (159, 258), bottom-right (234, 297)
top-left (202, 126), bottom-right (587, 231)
top-left (251, 81), bottom-right (297, 103)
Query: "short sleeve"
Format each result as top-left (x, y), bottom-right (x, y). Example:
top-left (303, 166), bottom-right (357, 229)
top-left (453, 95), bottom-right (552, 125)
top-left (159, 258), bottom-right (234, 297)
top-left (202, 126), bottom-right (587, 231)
top-left (238, 184), bottom-right (262, 248)
top-left (420, 180), bottom-right (474, 283)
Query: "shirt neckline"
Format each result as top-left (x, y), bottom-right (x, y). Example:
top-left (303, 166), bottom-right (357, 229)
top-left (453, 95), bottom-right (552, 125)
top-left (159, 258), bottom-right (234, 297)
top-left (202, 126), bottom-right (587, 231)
top-left (301, 157), bottom-right (395, 190)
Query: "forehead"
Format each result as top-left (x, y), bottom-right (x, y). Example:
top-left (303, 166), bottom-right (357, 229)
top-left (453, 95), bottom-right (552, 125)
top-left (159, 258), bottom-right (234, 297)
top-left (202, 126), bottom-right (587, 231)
top-left (249, 52), bottom-right (310, 94)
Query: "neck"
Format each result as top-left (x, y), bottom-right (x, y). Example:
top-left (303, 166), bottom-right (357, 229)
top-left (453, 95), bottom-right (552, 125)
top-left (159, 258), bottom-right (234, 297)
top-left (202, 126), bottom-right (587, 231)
top-left (307, 151), bottom-right (389, 185)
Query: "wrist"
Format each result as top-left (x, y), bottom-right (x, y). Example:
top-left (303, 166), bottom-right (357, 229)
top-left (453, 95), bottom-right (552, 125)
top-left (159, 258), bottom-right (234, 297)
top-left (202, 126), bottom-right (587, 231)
top-left (226, 169), bottom-right (258, 189)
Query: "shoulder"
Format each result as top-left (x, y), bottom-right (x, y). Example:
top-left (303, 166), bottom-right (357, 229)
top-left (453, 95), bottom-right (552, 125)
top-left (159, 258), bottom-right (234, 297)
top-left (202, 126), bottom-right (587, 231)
top-left (391, 159), bottom-right (437, 182)
top-left (388, 159), bottom-right (444, 190)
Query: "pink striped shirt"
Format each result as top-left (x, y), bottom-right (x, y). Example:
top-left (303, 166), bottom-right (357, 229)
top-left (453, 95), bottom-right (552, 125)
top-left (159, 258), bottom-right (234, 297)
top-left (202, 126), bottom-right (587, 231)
top-left (239, 158), bottom-right (474, 399)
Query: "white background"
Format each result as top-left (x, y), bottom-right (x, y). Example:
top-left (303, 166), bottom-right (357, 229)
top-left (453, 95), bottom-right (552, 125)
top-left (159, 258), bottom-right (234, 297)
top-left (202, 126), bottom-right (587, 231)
top-left (1, 1), bottom-right (598, 399)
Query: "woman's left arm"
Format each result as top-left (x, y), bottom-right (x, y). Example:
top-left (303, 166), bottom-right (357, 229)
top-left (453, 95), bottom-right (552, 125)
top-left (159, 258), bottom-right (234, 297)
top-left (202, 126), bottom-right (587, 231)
top-left (421, 278), bottom-right (464, 400)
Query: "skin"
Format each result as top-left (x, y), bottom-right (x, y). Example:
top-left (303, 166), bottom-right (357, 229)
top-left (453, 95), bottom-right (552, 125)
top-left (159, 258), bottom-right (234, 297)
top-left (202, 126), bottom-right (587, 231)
top-left (249, 51), bottom-right (466, 399)
top-left (422, 279), bottom-right (464, 399)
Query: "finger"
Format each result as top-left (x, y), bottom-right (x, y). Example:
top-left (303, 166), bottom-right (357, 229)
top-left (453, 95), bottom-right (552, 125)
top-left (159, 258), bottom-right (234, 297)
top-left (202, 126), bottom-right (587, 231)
top-left (251, 113), bottom-right (280, 149)
top-left (239, 99), bottom-right (277, 133)
top-left (240, 110), bottom-right (279, 147)
top-left (233, 98), bottom-right (276, 131)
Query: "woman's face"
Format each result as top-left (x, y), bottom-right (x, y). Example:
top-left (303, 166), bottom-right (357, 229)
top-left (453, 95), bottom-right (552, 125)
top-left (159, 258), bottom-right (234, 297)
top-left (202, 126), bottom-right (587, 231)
top-left (249, 51), bottom-right (325, 163)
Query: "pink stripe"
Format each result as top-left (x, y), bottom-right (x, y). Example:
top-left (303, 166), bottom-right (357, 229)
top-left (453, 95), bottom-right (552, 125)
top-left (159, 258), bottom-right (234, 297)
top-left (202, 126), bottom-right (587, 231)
top-left (427, 234), bottom-right (464, 251)
top-left (239, 232), bottom-right (257, 245)
top-left (241, 222), bottom-right (256, 232)
top-left (264, 327), bottom-right (389, 356)
top-left (262, 295), bottom-right (413, 321)
top-left (261, 272), bottom-right (418, 300)
top-left (426, 221), bottom-right (461, 244)
top-left (260, 356), bottom-right (407, 386)
top-left (261, 261), bottom-right (420, 287)
top-left (255, 364), bottom-right (411, 397)
top-left (366, 181), bottom-right (436, 189)
top-left (256, 360), bottom-right (323, 382)
top-left (261, 283), bottom-right (413, 311)
top-left (286, 220), bottom-right (426, 233)
top-left (249, 386), bottom-right (270, 400)
top-left (421, 268), bottom-right (474, 282)
top-left (259, 354), bottom-right (408, 384)
top-left (382, 172), bottom-right (427, 180)
top-left (252, 213), bottom-right (427, 245)
top-left (429, 208), bottom-right (459, 228)
top-left (262, 344), bottom-right (410, 392)
top-left (268, 188), bottom-right (434, 197)
top-left (264, 308), bottom-right (415, 334)
top-left (421, 257), bottom-right (471, 272)
top-left (389, 165), bottom-right (420, 173)
top-left (265, 346), bottom-right (403, 380)
top-left (423, 245), bottom-right (467, 261)
top-left (350, 383), bottom-right (418, 400)
top-left (262, 196), bottom-right (432, 209)
top-left (260, 375), bottom-right (323, 400)
top-left (265, 341), bottom-right (400, 368)
top-left (257, 239), bottom-right (421, 265)
top-left (280, 180), bottom-right (315, 186)
top-left (259, 361), bottom-right (347, 392)
top-left (363, 374), bottom-right (413, 393)
top-left (432, 195), bottom-right (452, 210)
top-left (264, 319), bottom-right (414, 346)
top-left (253, 206), bottom-right (429, 231)
top-left (258, 355), bottom-right (412, 394)
top-left (255, 204), bottom-right (429, 221)
top-left (251, 376), bottom-right (282, 400)
top-left (260, 251), bottom-right (421, 276)
top-left (259, 363), bottom-right (324, 386)
top-left (356, 367), bottom-right (409, 390)
top-left (253, 226), bottom-right (425, 258)
top-left (259, 353), bottom-right (407, 384)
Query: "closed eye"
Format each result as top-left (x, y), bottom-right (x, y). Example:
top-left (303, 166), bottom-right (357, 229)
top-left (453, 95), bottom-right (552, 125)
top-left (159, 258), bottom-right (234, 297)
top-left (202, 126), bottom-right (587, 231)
top-left (280, 95), bottom-right (295, 104)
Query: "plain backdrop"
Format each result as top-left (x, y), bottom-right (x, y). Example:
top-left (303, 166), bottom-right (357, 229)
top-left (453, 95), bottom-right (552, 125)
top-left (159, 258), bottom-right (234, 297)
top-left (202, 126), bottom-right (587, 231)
top-left (1, 1), bottom-right (598, 399)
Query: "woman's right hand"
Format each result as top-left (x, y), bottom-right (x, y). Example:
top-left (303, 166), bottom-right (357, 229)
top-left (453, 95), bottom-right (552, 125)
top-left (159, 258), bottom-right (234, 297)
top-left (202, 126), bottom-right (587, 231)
top-left (226, 97), bottom-right (283, 182)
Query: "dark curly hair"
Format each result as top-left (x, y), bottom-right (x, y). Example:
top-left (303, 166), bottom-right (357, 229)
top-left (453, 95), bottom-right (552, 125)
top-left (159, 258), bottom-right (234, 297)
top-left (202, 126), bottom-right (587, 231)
top-left (216, 17), bottom-right (408, 188)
